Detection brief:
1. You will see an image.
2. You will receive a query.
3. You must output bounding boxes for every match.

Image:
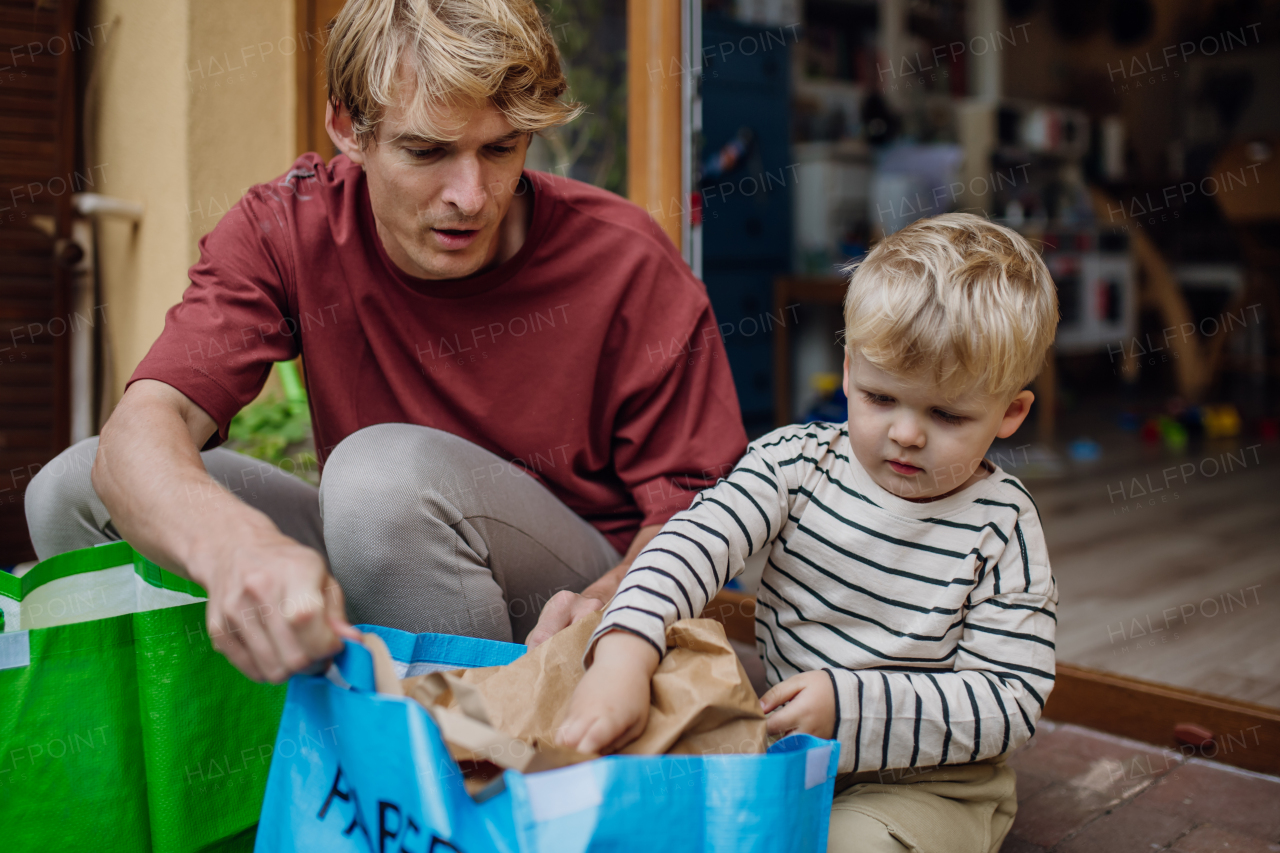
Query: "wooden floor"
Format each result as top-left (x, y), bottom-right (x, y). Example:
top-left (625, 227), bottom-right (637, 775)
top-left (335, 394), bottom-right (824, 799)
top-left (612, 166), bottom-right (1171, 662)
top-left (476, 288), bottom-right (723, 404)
top-left (1017, 436), bottom-right (1280, 709)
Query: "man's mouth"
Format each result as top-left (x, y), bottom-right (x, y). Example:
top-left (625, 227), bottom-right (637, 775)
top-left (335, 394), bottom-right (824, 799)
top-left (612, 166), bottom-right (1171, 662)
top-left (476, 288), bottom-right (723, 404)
top-left (888, 460), bottom-right (923, 476)
top-left (431, 226), bottom-right (481, 250)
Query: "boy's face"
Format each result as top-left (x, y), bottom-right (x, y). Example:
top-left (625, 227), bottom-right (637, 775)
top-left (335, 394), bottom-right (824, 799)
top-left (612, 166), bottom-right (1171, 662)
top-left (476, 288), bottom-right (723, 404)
top-left (843, 350), bottom-right (1034, 501)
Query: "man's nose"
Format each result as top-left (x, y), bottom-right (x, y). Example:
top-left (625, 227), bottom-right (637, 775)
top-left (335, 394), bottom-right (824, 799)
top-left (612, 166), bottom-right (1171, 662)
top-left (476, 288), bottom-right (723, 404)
top-left (438, 155), bottom-right (488, 217)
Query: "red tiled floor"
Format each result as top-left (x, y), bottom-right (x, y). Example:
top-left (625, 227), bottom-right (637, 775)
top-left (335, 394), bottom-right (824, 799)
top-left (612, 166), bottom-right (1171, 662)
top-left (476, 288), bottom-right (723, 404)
top-left (1004, 722), bottom-right (1184, 849)
top-left (1132, 760), bottom-right (1280, 839)
top-left (999, 722), bottom-right (1280, 852)
top-left (1051, 801), bottom-right (1195, 853)
top-left (1171, 825), bottom-right (1280, 852)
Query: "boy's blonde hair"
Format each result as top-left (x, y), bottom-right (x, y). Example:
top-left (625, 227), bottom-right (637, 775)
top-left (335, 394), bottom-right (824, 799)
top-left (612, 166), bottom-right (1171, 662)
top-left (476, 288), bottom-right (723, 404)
top-left (326, 0), bottom-right (583, 146)
top-left (844, 213), bottom-right (1059, 401)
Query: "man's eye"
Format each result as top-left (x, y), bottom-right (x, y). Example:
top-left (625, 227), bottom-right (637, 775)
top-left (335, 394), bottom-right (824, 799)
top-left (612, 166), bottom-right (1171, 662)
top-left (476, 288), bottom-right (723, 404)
top-left (489, 145), bottom-right (516, 155)
top-left (406, 148), bottom-right (442, 160)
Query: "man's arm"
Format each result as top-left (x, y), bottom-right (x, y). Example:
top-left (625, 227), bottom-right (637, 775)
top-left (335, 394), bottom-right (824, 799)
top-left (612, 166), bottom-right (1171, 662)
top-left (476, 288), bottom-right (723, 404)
top-left (93, 379), bottom-right (358, 682)
top-left (525, 523), bottom-right (661, 647)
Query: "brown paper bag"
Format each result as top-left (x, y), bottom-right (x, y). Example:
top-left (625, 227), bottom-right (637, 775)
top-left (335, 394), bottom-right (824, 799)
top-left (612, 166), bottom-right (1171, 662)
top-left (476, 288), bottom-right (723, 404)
top-left (400, 610), bottom-right (767, 762)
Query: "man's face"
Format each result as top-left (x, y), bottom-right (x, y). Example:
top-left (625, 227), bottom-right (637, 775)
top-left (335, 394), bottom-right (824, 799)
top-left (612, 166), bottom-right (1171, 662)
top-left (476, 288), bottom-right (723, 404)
top-left (843, 350), bottom-right (1032, 501)
top-left (337, 86), bottom-right (530, 280)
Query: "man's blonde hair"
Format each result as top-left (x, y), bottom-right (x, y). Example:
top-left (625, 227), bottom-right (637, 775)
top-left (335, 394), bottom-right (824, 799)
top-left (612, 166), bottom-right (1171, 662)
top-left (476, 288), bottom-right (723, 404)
top-left (844, 213), bottom-right (1059, 401)
top-left (326, 0), bottom-right (583, 145)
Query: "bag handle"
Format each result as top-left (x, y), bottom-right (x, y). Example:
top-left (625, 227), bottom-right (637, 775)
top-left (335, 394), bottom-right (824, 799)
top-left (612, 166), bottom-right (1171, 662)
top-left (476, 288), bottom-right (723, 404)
top-left (331, 638), bottom-right (376, 692)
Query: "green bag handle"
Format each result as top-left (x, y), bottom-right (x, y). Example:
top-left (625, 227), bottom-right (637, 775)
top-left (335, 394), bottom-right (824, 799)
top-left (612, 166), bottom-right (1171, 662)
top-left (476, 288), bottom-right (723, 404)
top-left (0, 541), bottom-right (206, 604)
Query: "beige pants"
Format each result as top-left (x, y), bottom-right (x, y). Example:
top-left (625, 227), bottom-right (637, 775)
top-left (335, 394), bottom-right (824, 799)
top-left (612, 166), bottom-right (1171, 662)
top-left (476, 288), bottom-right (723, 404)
top-left (827, 761), bottom-right (1017, 853)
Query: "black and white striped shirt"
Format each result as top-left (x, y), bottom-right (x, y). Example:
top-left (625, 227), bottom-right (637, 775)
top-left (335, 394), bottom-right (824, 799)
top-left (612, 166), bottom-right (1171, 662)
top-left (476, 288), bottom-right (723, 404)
top-left (594, 421), bottom-right (1057, 774)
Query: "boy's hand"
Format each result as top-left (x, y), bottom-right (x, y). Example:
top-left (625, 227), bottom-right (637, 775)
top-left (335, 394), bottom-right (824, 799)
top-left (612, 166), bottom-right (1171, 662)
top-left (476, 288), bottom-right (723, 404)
top-left (760, 671), bottom-right (837, 739)
top-left (556, 630), bottom-right (661, 754)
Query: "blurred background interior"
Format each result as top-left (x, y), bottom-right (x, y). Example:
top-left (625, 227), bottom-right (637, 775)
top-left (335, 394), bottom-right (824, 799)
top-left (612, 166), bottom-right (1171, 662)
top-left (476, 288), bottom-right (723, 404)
top-left (1, 0), bottom-right (1277, 784)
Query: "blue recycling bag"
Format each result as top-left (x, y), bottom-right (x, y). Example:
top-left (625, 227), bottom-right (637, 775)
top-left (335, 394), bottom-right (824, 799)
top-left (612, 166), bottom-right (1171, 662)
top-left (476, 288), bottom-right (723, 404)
top-left (255, 626), bottom-right (839, 852)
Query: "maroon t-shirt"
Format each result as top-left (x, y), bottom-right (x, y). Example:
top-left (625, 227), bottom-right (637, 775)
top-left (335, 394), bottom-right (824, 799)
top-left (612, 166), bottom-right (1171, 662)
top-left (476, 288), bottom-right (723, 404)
top-left (130, 154), bottom-right (747, 553)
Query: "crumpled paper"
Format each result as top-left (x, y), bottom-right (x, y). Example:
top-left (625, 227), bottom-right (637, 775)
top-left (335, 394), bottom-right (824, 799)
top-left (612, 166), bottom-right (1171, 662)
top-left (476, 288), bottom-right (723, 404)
top-left (384, 611), bottom-right (767, 772)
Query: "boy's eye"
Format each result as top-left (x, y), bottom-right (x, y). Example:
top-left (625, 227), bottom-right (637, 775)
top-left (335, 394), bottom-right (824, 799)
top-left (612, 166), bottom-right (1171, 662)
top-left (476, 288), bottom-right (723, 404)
top-left (863, 392), bottom-right (894, 406)
top-left (934, 409), bottom-right (965, 424)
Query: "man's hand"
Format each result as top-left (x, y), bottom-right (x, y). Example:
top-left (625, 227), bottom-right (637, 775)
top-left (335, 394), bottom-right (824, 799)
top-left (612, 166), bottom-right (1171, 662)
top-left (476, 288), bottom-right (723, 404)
top-left (525, 589), bottom-right (604, 647)
top-left (760, 671), bottom-right (837, 740)
top-left (92, 380), bottom-right (360, 684)
top-left (526, 524), bottom-right (662, 648)
top-left (556, 630), bottom-right (660, 754)
top-left (196, 530), bottom-right (362, 683)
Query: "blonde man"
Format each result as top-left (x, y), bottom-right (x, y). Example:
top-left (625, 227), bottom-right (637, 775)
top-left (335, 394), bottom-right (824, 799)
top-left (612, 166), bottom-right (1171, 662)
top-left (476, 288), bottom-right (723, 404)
top-left (561, 213), bottom-right (1060, 853)
top-left (27, 0), bottom-right (746, 682)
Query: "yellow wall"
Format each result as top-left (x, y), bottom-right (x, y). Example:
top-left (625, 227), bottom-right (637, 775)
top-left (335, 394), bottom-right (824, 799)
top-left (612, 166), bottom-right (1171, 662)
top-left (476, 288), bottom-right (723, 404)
top-left (87, 0), bottom-right (298, 411)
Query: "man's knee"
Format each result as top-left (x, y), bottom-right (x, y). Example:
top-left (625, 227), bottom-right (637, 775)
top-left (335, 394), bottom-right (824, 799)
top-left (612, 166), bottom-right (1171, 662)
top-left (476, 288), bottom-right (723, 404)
top-left (24, 437), bottom-right (103, 559)
top-left (25, 437), bottom-right (98, 515)
top-left (321, 424), bottom-right (473, 526)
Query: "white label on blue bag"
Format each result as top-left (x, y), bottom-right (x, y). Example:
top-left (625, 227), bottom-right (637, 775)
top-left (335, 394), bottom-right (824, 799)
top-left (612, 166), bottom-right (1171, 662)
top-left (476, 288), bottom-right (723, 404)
top-left (525, 763), bottom-right (603, 822)
top-left (0, 631), bottom-right (30, 670)
top-left (804, 745), bottom-right (832, 789)
top-left (396, 661), bottom-right (463, 678)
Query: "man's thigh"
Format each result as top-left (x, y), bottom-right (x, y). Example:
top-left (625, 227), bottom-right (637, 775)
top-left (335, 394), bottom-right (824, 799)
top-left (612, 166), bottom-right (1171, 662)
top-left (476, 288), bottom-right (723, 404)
top-left (24, 436), bottom-right (324, 560)
top-left (319, 424), bottom-right (620, 642)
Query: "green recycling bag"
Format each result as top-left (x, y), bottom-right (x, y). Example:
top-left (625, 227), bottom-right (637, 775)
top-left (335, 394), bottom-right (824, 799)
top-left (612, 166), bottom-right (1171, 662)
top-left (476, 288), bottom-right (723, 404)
top-left (0, 541), bottom-right (287, 851)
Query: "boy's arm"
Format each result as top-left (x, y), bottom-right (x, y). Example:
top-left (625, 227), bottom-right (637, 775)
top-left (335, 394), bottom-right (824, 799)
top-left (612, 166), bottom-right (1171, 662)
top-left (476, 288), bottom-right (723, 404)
top-left (589, 445), bottom-right (789, 660)
top-left (823, 515), bottom-right (1057, 774)
top-left (557, 445), bottom-right (789, 754)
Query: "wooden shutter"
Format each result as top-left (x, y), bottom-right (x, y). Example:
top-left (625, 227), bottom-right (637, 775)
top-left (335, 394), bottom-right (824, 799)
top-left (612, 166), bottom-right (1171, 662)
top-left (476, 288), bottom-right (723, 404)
top-left (0, 0), bottom-right (77, 563)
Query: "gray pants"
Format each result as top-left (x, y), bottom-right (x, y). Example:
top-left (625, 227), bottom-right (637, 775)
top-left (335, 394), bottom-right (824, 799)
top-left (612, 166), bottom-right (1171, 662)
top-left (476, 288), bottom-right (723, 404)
top-left (24, 424), bottom-right (620, 643)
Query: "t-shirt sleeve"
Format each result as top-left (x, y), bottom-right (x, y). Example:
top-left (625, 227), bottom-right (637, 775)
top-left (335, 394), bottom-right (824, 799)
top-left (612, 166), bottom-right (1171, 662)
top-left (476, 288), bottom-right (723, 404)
top-left (610, 271), bottom-right (748, 529)
top-left (127, 189), bottom-right (300, 445)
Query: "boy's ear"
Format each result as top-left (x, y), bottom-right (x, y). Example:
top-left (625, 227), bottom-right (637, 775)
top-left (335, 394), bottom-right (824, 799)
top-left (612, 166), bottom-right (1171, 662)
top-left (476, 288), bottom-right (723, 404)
top-left (842, 351), bottom-right (851, 399)
top-left (326, 100), bottom-right (367, 165)
top-left (995, 390), bottom-right (1035, 439)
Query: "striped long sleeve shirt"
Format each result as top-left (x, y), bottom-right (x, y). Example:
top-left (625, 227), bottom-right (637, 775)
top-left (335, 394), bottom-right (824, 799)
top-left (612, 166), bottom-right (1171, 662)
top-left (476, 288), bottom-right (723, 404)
top-left (593, 422), bottom-right (1057, 775)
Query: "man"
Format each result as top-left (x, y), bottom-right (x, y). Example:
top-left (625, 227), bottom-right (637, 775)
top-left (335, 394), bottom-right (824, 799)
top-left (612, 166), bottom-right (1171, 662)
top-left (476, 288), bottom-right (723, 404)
top-left (25, 0), bottom-right (745, 684)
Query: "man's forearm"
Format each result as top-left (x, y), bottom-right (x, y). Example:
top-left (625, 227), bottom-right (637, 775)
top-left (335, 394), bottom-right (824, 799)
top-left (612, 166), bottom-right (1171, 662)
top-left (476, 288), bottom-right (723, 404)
top-left (580, 523), bottom-right (662, 603)
top-left (92, 381), bottom-right (277, 585)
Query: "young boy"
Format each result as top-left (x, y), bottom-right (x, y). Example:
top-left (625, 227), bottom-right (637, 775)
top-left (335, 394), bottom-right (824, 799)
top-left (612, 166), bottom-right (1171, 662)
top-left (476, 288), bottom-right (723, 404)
top-left (558, 213), bottom-right (1060, 853)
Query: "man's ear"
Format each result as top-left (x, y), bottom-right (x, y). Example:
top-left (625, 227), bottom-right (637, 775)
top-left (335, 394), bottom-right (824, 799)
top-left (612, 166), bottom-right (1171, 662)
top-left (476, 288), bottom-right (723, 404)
top-left (995, 390), bottom-right (1035, 439)
top-left (326, 100), bottom-right (367, 165)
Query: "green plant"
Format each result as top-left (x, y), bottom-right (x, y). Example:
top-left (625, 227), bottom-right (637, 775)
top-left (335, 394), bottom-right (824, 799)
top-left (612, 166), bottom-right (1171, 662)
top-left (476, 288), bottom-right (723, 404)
top-left (226, 364), bottom-right (319, 484)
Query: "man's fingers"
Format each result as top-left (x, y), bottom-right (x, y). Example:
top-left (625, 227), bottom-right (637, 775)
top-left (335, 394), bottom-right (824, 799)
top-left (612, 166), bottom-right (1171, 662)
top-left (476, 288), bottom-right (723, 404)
top-left (210, 616), bottom-right (264, 682)
top-left (237, 609), bottom-right (291, 683)
top-left (527, 591), bottom-right (579, 647)
top-left (322, 576), bottom-right (361, 640)
top-left (760, 677), bottom-right (805, 713)
top-left (262, 608), bottom-right (314, 681)
top-left (569, 596), bottom-right (604, 624)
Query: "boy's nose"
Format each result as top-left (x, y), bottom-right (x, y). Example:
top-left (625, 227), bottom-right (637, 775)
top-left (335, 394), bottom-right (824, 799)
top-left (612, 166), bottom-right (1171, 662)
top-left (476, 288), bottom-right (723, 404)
top-left (888, 416), bottom-right (926, 448)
